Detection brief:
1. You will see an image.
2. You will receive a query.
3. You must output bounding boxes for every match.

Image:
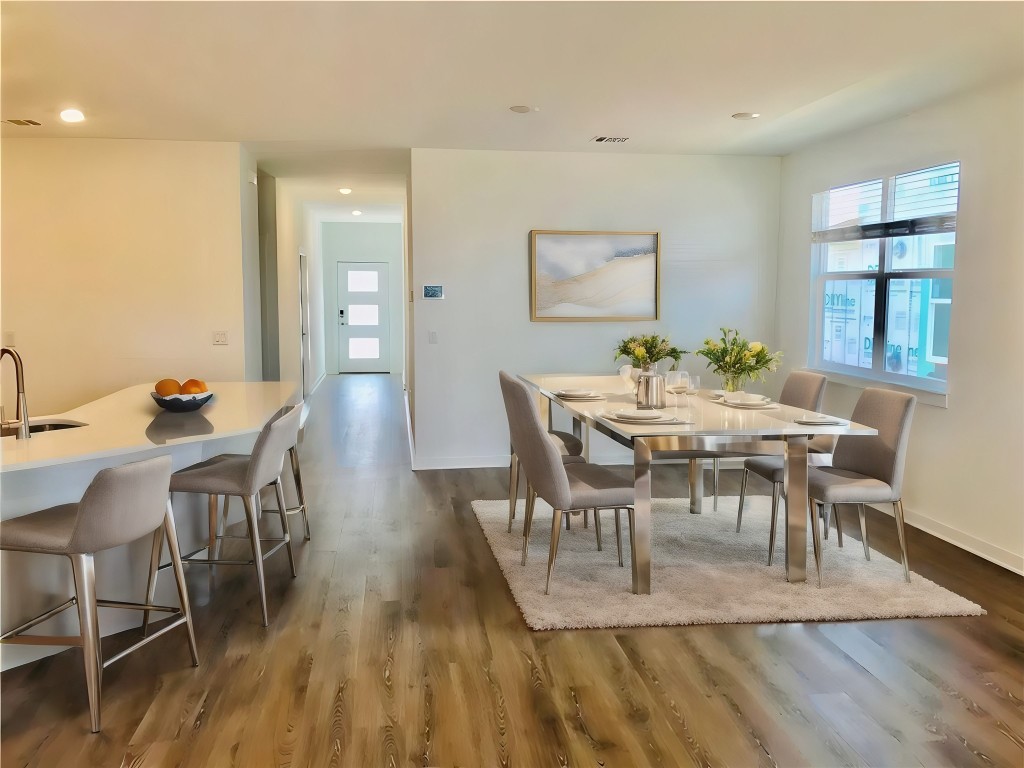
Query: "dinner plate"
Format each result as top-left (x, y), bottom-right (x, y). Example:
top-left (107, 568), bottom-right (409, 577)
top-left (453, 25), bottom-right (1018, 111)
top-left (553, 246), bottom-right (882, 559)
top-left (722, 401), bottom-right (779, 410)
top-left (557, 392), bottom-right (604, 400)
top-left (794, 417), bottom-right (847, 426)
top-left (601, 412), bottom-right (691, 426)
top-left (613, 409), bottom-right (663, 421)
top-left (666, 386), bottom-right (698, 395)
top-left (555, 388), bottom-right (594, 396)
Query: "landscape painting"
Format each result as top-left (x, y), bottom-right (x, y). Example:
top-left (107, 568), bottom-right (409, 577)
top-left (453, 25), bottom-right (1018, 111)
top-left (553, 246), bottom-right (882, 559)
top-left (530, 230), bottom-right (660, 321)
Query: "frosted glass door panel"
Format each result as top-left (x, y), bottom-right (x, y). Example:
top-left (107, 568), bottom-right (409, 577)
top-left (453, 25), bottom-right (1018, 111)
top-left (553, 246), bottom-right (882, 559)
top-left (337, 262), bottom-right (390, 373)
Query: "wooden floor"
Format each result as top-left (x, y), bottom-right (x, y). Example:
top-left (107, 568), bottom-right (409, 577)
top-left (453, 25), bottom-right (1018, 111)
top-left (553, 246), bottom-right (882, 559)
top-left (2, 374), bottom-right (1022, 767)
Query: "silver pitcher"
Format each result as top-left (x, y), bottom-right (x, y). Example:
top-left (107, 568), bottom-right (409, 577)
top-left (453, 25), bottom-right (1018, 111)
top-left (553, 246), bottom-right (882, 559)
top-left (635, 368), bottom-right (667, 409)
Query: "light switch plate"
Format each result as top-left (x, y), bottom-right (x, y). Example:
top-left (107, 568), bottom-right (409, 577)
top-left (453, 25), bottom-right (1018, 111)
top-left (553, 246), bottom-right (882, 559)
top-left (213, 331), bottom-right (229, 345)
top-left (2, 331), bottom-right (14, 347)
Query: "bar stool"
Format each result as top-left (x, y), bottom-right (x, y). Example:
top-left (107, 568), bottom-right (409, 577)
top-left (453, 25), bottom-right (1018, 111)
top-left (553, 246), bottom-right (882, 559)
top-left (255, 401), bottom-right (311, 541)
top-left (0, 455), bottom-right (199, 733)
top-left (162, 404), bottom-right (303, 626)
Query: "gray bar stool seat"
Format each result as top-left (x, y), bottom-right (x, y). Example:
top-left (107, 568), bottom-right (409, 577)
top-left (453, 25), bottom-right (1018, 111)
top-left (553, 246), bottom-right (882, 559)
top-left (251, 402), bottom-right (312, 541)
top-left (164, 403), bottom-right (303, 627)
top-left (0, 456), bottom-right (198, 733)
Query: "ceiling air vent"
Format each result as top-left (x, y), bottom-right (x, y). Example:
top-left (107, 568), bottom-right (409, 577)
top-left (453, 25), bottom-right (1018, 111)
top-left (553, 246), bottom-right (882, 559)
top-left (590, 136), bottom-right (629, 143)
top-left (4, 119), bottom-right (42, 126)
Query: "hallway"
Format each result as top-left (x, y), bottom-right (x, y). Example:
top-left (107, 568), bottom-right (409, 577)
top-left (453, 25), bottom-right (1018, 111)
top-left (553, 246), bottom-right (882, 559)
top-left (2, 374), bottom-right (1021, 767)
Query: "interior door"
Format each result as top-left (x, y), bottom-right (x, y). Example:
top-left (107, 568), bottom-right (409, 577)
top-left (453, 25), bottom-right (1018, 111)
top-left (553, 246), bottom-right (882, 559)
top-left (337, 262), bottom-right (390, 373)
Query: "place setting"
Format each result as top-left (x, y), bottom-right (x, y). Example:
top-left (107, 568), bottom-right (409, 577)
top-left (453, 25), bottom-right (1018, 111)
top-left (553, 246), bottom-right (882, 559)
top-left (552, 387), bottom-right (606, 402)
top-left (598, 408), bottom-right (693, 426)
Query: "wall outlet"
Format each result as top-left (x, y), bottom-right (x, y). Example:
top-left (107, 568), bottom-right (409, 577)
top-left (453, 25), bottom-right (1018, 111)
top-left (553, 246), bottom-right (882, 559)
top-left (213, 331), bottom-right (229, 345)
top-left (2, 331), bottom-right (14, 347)
top-left (428, 331), bottom-right (438, 345)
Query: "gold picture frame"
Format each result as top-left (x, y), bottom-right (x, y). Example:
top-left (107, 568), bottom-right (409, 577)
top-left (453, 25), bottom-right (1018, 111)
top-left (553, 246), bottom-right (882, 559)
top-left (529, 230), bottom-right (661, 322)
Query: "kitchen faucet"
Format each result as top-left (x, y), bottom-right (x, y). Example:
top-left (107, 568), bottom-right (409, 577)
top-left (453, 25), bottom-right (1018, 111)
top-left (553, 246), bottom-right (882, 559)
top-left (1, 347), bottom-right (30, 439)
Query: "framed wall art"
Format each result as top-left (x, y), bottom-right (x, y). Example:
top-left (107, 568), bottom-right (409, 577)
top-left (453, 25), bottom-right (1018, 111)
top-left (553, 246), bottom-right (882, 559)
top-left (529, 230), bottom-right (660, 322)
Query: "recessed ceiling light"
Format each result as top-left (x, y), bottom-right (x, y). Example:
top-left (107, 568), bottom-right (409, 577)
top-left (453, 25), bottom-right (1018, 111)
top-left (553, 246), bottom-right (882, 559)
top-left (351, 210), bottom-right (362, 216)
top-left (60, 108), bottom-right (85, 123)
top-left (732, 112), bottom-right (761, 120)
top-left (509, 105), bottom-right (531, 114)
top-left (338, 188), bottom-right (352, 194)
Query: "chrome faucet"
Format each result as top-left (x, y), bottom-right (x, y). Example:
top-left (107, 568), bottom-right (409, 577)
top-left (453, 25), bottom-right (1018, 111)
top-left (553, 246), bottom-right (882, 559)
top-left (1, 347), bottom-right (30, 439)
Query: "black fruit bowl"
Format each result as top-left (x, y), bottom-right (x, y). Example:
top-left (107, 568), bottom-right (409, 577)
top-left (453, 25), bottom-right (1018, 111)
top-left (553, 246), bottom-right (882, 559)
top-left (151, 391), bottom-right (214, 413)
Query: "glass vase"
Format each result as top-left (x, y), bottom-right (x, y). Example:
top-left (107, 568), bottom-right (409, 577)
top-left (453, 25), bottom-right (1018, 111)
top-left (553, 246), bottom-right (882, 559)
top-left (722, 373), bottom-right (745, 393)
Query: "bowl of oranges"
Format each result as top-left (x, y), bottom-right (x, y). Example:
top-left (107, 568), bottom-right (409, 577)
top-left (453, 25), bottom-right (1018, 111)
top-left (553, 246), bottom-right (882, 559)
top-left (151, 378), bottom-right (213, 412)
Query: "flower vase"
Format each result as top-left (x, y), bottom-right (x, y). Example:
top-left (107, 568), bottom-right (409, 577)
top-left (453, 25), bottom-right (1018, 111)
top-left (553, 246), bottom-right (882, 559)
top-left (722, 373), bottom-right (745, 393)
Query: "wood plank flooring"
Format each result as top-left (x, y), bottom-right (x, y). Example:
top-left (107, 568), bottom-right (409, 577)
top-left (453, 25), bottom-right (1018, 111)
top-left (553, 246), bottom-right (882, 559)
top-left (2, 374), bottom-right (1022, 767)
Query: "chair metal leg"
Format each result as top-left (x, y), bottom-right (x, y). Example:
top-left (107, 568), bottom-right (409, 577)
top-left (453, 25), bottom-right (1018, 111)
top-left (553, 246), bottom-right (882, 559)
top-left (614, 508), bottom-right (624, 567)
top-left (69, 553), bottom-right (102, 733)
top-left (858, 503), bottom-right (871, 561)
top-left (507, 451), bottom-right (519, 533)
top-left (583, 509), bottom-right (589, 529)
top-left (565, 510), bottom-right (571, 531)
top-left (594, 508), bottom-right (603, 550)
top-left (289, 446), bottom-right (311, 541)
top-left (219, 494), bottom-right (231, 554)
top-left (142, 524), bottom-right (164, 636)
top-left (163, 500), bottom-right (199, 666)
top-left (207, 494), bottom-right (219, 556)
top-left (545, 509), bottom-right (564, 595)
top-left (627, 507), bottom-right (637, 568)
top-left (823, 503), bottom-right (831, 540)
top-left (712, 458), bottom-right (720, 511)
top-left (736, 468), bottom-right (748, 532)
top-left (893, 500), bottom-right (910, 582)
top-left (809, 500), bottom-right (823, 587)
top-left (767, 483), bottom-right (781, 566)
top-left (834, 503), bottom-right (844, 547)
top-left (274, 478), bottom-right (297, 578)
top-left (242, 495), bottom-right (270, 626)
top-left (521, 486), bottom-right (536, 566)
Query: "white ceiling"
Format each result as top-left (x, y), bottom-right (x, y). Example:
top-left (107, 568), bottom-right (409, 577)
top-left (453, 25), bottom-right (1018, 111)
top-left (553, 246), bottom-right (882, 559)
top-left (2, 1), bottom-right (1022, 173)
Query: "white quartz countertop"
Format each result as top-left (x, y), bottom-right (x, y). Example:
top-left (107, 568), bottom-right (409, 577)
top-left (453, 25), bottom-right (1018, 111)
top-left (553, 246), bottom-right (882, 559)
top-left (1, 381), bottom-right (300, 472)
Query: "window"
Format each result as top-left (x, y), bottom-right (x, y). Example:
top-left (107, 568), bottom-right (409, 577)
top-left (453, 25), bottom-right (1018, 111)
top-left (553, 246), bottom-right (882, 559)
top-left (809, 162), bottom-right (958, 394)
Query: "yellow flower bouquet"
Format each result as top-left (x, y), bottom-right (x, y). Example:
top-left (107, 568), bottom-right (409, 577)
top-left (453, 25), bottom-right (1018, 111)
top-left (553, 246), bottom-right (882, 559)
top-left (694, 328), bottom-right (781, 392)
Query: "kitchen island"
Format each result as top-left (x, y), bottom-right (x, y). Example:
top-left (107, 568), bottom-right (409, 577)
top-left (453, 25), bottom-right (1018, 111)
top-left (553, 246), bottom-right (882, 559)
top-left (1, 381), bottom-right (299, 670)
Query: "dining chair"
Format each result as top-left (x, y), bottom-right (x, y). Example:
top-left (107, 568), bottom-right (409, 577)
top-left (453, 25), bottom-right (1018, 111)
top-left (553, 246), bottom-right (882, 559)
top-left (734, 371), bottom-right (830, 562)
top-left (507, 429), bottom-right (584, 533)
top-left (808, 388), bottom-right (917, 582)
top-left (499, 372), bottom-right (634, 594)
top-left (0, 456), bottom-right (199, 733)
top-left (162, 404), bottom-right (303, 626)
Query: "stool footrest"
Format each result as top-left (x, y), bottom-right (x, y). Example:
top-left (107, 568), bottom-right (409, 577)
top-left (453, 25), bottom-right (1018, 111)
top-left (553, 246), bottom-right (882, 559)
top-left (103, 615), bottom-right (188, 668)
top-left (181, 536), bottom-right (288, 567)
top-left (0, 597), bottom-right (77, 640)
top-left (258, 504), bottom-right (306, 516)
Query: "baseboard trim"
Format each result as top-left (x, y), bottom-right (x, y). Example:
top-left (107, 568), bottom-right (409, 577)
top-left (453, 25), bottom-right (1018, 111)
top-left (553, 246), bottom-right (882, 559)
top-left (412, 454), bottom-right (511, 471)
top-left (868, 503), bottom-right (1024, 575)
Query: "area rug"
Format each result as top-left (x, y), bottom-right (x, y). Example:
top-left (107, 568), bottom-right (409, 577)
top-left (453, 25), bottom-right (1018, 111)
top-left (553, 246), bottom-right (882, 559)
top-left (471, 496), bottom-right (983, 630)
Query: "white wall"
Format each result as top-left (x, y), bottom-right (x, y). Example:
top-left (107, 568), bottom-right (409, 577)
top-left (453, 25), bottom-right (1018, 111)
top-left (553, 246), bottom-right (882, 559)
top-left (274, 181), bottom-right (327, 394)
top-left (777, 76), bottom-right (1024, 573)
top-left (410, 148), bottom-right (781, 468)
top-left (321, 222), bottom-right (405, 376)
top-left (239, 147), bottom-right (263, 380)
top-left (1, 139), bottom-right (250, 415)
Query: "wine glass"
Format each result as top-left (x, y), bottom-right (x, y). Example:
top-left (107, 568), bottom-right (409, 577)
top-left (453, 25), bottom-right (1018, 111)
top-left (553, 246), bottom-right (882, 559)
top-left (666, 371), bottom-right (690, 409)
top-left (689, 374), bottom-right (701, 394)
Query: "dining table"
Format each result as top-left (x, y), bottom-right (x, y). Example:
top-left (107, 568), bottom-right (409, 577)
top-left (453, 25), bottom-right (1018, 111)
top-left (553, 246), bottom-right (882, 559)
top-left (518, 373), bottom-right (877, 594)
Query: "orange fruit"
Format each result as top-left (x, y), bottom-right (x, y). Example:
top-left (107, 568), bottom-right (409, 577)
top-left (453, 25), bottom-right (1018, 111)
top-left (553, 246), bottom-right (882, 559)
top-left (155, 378), bottom-right (182, 396)
top-left (181, 378), bottom-right (208, 394)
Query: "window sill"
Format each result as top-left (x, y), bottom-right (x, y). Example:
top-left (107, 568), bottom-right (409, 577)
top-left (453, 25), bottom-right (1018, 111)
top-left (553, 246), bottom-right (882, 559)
top-left (806, 367), bottom-right (948, 409)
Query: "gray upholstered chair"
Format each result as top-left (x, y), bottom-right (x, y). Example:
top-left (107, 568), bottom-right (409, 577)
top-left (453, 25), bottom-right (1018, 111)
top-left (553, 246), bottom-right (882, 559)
top-left (166, 404), bottom-right (303, 626)
top-left (0, 456), bottom-right (198, 733)
top-left (508, 430), bottom-right (584, 533)
top-left (735, 371), bottom-right (831, 563)
top-left (499, 372), bottom-right (634, 594)
top-left (808, 388), bottom-right (917, 582)
top-left (257, 401), bottom-right (312, 541)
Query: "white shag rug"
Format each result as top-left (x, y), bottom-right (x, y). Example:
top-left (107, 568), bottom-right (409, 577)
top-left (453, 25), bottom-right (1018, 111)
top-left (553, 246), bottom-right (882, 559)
top-left (471, 496), bottom-right (983, 630)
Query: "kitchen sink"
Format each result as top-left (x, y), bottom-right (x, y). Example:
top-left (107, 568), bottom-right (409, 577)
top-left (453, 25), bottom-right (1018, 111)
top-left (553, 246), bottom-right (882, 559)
top-left (1, 420), bottom-right (86, 438)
